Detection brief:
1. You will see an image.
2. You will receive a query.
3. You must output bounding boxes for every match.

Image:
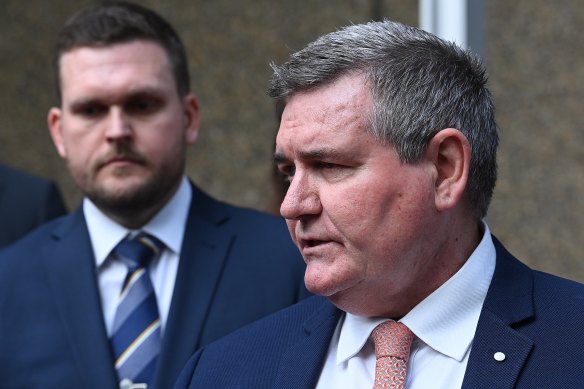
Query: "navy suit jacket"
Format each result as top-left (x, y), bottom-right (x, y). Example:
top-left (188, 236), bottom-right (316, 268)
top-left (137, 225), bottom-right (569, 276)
top-left (0, 184), bottom-right (309, 389)
top-left (0, 163), bottom-right (67, 247)
top-left (176, 237), bottom-right (584, 388)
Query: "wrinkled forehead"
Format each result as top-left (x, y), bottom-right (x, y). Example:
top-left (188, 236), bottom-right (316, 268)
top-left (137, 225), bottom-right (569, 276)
top-left (275, 75), bottom-right (374, 158)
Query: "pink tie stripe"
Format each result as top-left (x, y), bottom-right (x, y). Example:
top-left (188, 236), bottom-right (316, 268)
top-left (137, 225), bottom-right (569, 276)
top-left (371, 321), bottom-right (415, 389)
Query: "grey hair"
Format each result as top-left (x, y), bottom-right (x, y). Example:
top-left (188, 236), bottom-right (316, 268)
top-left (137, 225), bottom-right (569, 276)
top-left (268, 20), bottom-right (499, 219)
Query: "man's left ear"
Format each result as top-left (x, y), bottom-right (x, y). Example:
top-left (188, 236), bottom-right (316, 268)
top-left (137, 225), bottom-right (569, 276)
top-left (183, 93), bottom-right (200, 144)
top-left (425, 128), bottom-right (470, 211)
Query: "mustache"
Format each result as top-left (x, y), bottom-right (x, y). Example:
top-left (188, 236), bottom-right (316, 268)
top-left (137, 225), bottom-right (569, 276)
top-left (95, 144), bottom-right (148, 170)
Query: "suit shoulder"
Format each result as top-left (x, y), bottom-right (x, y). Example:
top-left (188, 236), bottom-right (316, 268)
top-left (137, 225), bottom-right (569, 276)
top-left (493, 237), bottom-right (584, 314)
top-left (177, 296), bottom-right (337, 387)
top-left (0, 165), bottom-right (67, 237)
top-left (194, 187), bottom-right (291, 238)
top-left (219, 200), bottom-right (285, 227)
top-left (0, 219), bottom-right (57, 291)
top-left (0, 164), bottom-right (56, 190)
top-left (532, 268), bottom-right (584, 288)
top-left (0, 215), bottom-right (65, 257)
top-left (532, 270), bottom-right (584, 309)
top-left (192, 184), bottom-right (285, 224)
top-left (204, 295), bottom-right (334, 350)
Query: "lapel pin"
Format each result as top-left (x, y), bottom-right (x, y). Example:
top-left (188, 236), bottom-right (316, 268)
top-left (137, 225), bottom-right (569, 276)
top-left (493, 351), bottom-right (506, 362)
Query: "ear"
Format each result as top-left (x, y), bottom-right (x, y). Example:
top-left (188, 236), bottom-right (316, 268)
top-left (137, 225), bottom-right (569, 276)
top-left (47, 107), bottom-right (67, 158)
top-left (425, 128), bottom-right (470, 212)
top-left (182, 93), bottom-right (200, 145)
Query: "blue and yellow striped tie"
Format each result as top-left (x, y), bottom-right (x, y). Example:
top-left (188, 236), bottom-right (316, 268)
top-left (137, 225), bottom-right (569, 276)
top-left (110, 232), bottom-right (164, 387)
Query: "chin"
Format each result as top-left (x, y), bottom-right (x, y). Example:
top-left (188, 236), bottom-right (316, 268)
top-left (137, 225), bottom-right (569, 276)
top-left (87, 181), bottom-right (160, 213)
top-left (304, 272), bottom-right (334, 297)
top-left (94, 185), bottom-right (142, 204)
top-left (305, 257), bottom-right (366, 294)
top-left (306, 273), bottom-right (374, 315)
top-left (304, 271), bottom-right (356, 299)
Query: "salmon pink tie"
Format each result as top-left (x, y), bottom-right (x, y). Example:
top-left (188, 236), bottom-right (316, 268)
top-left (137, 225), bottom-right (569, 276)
top-left (371, 321), bottom-right (415, 389)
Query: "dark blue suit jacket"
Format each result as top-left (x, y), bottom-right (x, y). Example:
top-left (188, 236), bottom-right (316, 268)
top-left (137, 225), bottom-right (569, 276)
top-left (175, 237), bottom-right (584, 388)
top-left (0, 184), bottom-right (309, 389)
top-left (0, 163), bottom-right (67, 247)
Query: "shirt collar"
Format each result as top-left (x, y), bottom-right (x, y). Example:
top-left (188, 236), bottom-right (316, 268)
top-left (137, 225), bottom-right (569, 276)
top-left (336, 222), bottom-right (496, 364)
top-left (85, 177), bottom-right (192, 268)
top-left (336, 313), bottom-right (387, 364)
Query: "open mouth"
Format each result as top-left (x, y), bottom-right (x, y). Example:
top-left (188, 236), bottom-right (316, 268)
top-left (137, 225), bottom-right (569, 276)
top-left (305, 239), bottom-right (328, 248)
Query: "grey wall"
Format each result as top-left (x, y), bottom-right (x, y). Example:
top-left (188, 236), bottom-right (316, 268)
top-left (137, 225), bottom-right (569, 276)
top-left (0, 1), bottom-right (582, 281)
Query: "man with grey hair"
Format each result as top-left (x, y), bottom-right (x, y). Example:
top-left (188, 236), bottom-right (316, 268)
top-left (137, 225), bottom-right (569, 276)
top-left (175, 20), bottom-right (584, 388)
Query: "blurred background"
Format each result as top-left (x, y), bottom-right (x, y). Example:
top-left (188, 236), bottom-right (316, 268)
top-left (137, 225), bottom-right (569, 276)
top-left (1, 0), bottom-right (582, 280)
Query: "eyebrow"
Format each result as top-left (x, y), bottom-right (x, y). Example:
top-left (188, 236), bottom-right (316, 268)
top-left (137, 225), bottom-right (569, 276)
top-left (273, 152), bottom-right (288, 164)
top-left (274, 147), bottom-right (345, 164)
top-left (68, 86), bottom-right (166, 109)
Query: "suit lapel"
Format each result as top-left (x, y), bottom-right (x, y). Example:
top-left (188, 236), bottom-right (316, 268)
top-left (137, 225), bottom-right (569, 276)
top-left (274, 298), bottom-right (342, 388)
top-left (41, 209), bottom-right (118, 389)
top-left (155, 184), bottom-right (234, 389)
top-left (462, 236), bottom-right (535, 389)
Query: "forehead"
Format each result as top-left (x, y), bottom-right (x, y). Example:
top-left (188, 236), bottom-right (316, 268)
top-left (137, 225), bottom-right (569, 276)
top-left (58, 40), bottom-right (174, 95)
top-left (275, 74), bottom-right (375, 157)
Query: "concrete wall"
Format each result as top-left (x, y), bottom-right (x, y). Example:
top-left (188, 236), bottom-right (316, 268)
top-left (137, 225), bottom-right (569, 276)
top-left (1, 1), bottom-right (582, 281)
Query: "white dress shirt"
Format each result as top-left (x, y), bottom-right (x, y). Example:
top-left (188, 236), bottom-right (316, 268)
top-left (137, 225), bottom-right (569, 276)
top-left (85, 177), bottom-right (192, 336)
top-left (315, 223), bottom-right (496, 389)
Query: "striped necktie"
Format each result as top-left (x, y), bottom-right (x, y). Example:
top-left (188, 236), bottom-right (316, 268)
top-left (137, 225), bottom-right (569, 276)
top-left (371, 321), bottom-right (415, 389)
top-left (110, 232), bottom-right (164, 387)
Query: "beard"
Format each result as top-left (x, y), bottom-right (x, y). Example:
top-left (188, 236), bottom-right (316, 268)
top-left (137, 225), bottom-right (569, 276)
top-left (87, 172), bottom-right (180, 221)
top-left (71, 142), bottom-right (185, 226)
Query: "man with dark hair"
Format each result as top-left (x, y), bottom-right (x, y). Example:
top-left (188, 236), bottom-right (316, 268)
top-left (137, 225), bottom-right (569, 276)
top-left (0, 163), bottom-right (67, 247)
top-left (175, 20), bottom-right (584, 388)
top-left (0, 2), bottom-right (308, 388)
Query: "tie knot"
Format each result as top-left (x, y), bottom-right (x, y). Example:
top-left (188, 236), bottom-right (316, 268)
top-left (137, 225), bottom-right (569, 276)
top-left (371, 321), bottom-right (414, 361)
top-left (114, 232), bottom-right (164, 271)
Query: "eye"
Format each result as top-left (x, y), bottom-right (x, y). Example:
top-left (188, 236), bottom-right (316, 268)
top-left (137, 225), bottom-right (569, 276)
top-left (316, 161), bottom-right (352, 181)
top-left (126, 98), bottom-right (161, 115)
top-left (277, 164), bottom-right (296, 183)
top-left (317, 162), bottom-right (338, 169)
top-left (315, 161), bottom-right (345, 172)
top-left (75, 103), bottom-right (107, 118)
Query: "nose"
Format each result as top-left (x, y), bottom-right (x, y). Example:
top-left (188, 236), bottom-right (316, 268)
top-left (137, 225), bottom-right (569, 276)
top-left (105, 107), bottom-right (132, 141)
top-left (280, 171), bottom-right (322, 220)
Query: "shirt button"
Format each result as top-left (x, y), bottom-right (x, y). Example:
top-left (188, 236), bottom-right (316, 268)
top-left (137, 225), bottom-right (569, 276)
top-left (494, 351), bottom-right (506, 362)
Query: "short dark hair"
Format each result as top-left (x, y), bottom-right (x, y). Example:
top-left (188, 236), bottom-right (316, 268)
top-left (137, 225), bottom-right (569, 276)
top-left (269, 20), bottom-right (499, 219)
top-left (52, 1), bottom-right (190, 103)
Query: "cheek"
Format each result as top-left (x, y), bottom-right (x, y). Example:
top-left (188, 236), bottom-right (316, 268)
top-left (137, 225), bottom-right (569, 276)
top-left (61, 134), bottom-right (93, 165)
top-left (327, 183), bottom-right (393, 236)
top-left (146, 121), bottom-right (186, 154)
top-left (60, 119), bottom-right (103, 156)
top-left (326, 178), bottom-right (428, 260)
